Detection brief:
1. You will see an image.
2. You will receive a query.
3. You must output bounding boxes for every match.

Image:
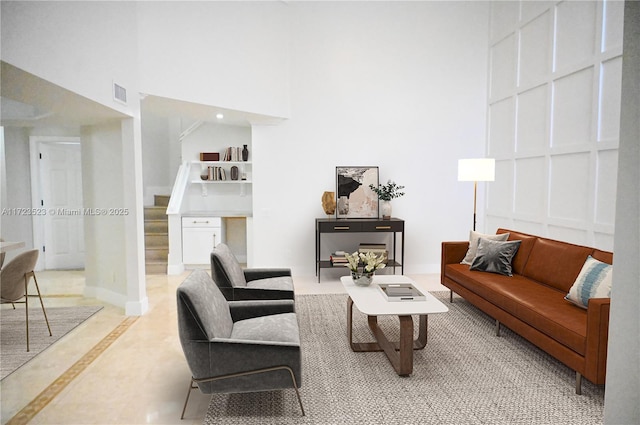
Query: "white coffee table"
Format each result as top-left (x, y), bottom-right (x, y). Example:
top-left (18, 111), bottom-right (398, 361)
top-left (341, 274), bottom-right (448, 376)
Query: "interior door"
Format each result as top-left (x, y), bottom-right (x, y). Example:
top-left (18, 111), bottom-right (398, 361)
top-left (40, 142), bottom-right (85, 269)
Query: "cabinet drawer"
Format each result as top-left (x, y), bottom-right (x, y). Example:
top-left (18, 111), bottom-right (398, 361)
top-left (361, 221), bottom-right (404, 232)
top-left (182, 217), bottom-right (222, 228)
top-left (318, 221), bottom-right (362, 232)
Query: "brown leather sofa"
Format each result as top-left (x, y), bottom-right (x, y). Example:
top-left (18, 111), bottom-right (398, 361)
top-left (441, 228), bottom-right (611, 394)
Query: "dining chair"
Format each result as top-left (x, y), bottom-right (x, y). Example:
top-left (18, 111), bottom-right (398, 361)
top-left (0, 249), bottom-right (52, 351)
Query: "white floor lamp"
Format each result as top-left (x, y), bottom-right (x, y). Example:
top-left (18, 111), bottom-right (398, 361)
top-left (458, 158), bottom-right (495, 231)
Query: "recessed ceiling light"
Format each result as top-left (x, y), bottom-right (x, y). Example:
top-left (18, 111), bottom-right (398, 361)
top-left (216, 113), bottom-right (224, 119)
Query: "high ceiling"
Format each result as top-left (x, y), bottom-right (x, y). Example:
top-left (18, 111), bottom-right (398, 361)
top-left (141, 95), bottom-right (286, 128)
top-left (1, 62), bottom-right (128, 128)
top-left (1, 61), bottom-right (285, 130)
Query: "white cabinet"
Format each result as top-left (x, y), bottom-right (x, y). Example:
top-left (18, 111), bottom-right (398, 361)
top-left (182, 217), bottom-right (222, 265)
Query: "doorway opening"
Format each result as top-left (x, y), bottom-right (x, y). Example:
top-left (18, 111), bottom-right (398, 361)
top-left (30, 136), bottom-right (85, 271)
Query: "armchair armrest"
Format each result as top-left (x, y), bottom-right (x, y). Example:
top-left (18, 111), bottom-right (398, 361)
top-left (229, 286), bottom-right (295, 301)
top-left (229, 299), bottom-right (295, 321)
top-left (244, 268), bottom-right (292, 282)
top-left (584, 297), bottom-right (610, 384)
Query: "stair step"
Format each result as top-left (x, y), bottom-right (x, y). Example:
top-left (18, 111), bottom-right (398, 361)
top-left (144, 220), bottom-right (168, 233)
top-left (145, 233), bottom-right (168, 248)
top-left (146, 262), bottom-right (167, 274)
top-left (145, 247), bottom-right (168, 262)
top-left (144, 206), bottom-right (167, 221)
top-left (154, 195), bottom-right (170, 207)
top-left (144, 197), bottom-right (170, 275)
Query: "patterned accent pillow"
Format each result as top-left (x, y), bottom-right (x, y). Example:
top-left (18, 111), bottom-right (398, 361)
top-left (461, 230), bottom-right (509, 265)
top-left (469, 238), bottom-right (521, 276)
top-left (565, 256), bottom-right (612, 309)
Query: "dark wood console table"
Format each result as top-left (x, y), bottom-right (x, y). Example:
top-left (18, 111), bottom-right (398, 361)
top-left (315, 217), bottom-right (405, 282)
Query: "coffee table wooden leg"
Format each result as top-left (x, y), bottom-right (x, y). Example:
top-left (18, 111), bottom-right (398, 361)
top-left (415, 314), bottom-right (428, 349)
top-left (348, 296), bottom-right (381, 352)
top-left (367, 315), bottom-right (414, 375)
top-left (347, 299), bottom-right (428, 376)
top-left (398, 315), bottom-right (414, 375)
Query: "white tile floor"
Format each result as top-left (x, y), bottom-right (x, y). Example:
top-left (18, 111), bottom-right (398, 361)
top-left (0, 269), bottom-right (446, 424)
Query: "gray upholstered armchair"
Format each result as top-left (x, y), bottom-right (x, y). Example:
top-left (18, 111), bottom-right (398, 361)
top-left (177, 270), bottom-right (304, 419)
top-left (210, 243), bottom-right (295, 301)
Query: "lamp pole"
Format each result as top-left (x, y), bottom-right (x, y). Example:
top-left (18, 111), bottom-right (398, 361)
top-left (473, 180), bottom-right (478, 231)
top-left (458, 158), bottom-right (495, 232)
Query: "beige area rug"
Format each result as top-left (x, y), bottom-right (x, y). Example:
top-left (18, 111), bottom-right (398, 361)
top-left (1, 305), bottom-right (103, 380)
top-left (203, 292), bottom-right (604, 424)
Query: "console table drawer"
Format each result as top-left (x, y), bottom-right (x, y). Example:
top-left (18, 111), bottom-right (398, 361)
top-left (361, 221), bottom-right (404, 232)
top-left (319, 222), bottom-right (362, 232)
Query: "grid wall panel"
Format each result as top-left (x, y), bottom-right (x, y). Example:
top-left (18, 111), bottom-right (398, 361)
top-left (485, 0), bottom-right (622, 251)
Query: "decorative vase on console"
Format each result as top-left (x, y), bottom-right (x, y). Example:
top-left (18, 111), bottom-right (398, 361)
top-left (380, 200), bottom-right (392, 220)
top-left (345, 251), bottom-right (386, 287)
top-left (321, 191), bottom-right (336, 217)
top-left (369, 180), bottom-right (406, 220)
top-left (242, 144), bottom-right (249, 161)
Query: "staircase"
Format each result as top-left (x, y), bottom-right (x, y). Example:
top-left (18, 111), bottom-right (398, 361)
top-left (144, 195), bottom-right (169, 274)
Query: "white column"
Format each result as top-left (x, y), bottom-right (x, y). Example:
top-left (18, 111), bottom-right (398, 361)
top-left (604, 2), bottom-right (640, 423)
top-left (121, 117), bottom-right (149, 316)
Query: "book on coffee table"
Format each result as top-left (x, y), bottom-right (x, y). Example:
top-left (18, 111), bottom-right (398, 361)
top-left (377, 283), bottom-right (426, 302)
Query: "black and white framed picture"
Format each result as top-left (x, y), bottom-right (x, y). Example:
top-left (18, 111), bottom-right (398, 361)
top-left (335, 166), bottom-right (379, 219)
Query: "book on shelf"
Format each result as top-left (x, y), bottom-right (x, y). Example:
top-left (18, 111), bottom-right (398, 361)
top-left (377, 283), bottom-right (426, 302)
top-left (359, 243), bottom-right (386, 249)
top-left (359, 243), bottom-right (387, 252)
top-left (330, 252), bottom-right (348, 266)
top-left (206, 166), bottom-right (227, 181)
top-left (358, 243), bottom-right (388, 260)
top-left (222, 146), bottom-right (246, 162)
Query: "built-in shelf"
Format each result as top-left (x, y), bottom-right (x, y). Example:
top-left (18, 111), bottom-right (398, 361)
top-left (191, 180), bottom-right (252, 184)
top-left (191, 160), bottom-right (252, 165)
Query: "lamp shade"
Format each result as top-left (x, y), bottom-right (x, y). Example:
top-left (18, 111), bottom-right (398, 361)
top-left (458, 158), bottom-right (495, 182)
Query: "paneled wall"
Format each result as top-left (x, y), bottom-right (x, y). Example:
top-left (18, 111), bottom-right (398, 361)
top-left (485, 0), bottom-right (623, 250)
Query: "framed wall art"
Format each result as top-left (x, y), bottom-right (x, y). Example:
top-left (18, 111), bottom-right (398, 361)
top-left (335, 166), bottom-right (379, 219)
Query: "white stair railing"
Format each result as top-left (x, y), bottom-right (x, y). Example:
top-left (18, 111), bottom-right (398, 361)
top-left (166, 161), bottom-right (190, 275)
top-left (166, 161), bottom-right (190, 215)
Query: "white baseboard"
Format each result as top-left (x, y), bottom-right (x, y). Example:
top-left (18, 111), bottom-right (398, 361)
top-left (85, 285), bottom-right (149, 316)
top-left (126, 297), bottom-right (149, 316)
top-left (167, 263), bottom-right (185, 275)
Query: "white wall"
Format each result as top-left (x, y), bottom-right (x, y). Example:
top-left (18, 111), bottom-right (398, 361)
top-left (485, 0), bottom-right (623, 250)
top-left (81, 121), bottom-right (147, 315)
top-left (2, 1), bottom-right (147, 315)
top-left (0, 127), bottom-right (32, 262)
top-left (141, 108), bottom-right (172, 205)
top-left (251, 1), bottom-right (491, 274)
top-left (1, 1), bottom-right (139, 117)
top-left (81, 123), bottom-right (127, 301)
top-left (136, 1), bottom-right (290, 119)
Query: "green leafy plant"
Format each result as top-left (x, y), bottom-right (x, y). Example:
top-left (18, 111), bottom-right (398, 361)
top-left (345, 251), bottom-right (387, 274)
top-left (369, 180), bottom-right (405, 201)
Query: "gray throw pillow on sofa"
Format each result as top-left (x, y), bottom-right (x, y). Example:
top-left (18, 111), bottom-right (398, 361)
top-left (461, 230), bottom-right (509, 265)
top-left (470, 238), bottom-right (521, 276)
